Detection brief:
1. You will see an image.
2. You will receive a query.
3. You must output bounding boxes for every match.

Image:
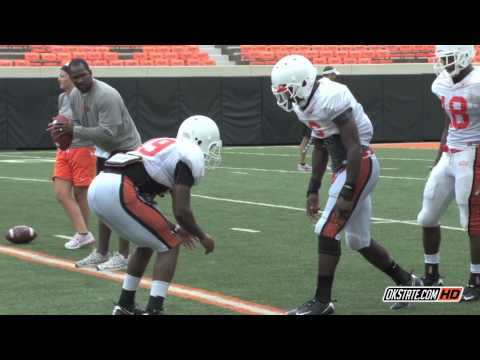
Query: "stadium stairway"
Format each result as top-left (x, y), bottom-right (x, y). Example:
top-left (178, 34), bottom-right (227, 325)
top-left (198, 45), bottom-right (234, 65)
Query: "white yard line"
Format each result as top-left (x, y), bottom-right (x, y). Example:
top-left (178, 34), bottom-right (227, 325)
top-left (0, 176), bottom-right (460, 231)
top-left (230, 228), bottom-right (261, 233)
top-left (192, 194), bottom-right (464, 232)
top-left (223, 151), bottom-right (433, 162)
top-left (218, 166), bottom-right (424, 181)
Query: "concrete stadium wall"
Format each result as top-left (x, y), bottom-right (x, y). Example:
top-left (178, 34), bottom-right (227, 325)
top-left (0, 64), bottom-right (436, 78)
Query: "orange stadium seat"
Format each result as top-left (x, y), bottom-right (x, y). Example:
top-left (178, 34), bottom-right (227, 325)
top-left (0, 60), bottom-right (13, 66)
top-left (72, 52), bottom-right (87, 59)
top-left (169, 58), bottom-right (184, 66)
top-left (124, 60), bottom-right (139, 66)
top-left (14, 60), bottom-right (29, 66)
top-left (41, 53), bottom-right (57, 61)
top-left (24, 53), bottom-right (40, 61)
top-left (103, 52), bottom-right (119, 61)
top-left (328, 57), bottom-right (342, 64)
top-left (90, 60), bottom-right (109, 66)
top-left (109, 60), bottom-right (124, 66)
top-left (153, 59), bottom-right (169, 66)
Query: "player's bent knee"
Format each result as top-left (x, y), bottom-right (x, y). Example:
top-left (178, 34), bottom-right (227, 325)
top-left (417, 209), bottom-right (440, 228)
top-left (318, 235), bottom-right (341, 256)
top-left (346, 234), bottom-right (371, 251)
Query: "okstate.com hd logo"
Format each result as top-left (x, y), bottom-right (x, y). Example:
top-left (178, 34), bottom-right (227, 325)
top-left (383, 287), bottom-right (464, 303)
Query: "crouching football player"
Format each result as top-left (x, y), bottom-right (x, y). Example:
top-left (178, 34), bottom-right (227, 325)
top-left (87, 115), bottom-right (222, 314)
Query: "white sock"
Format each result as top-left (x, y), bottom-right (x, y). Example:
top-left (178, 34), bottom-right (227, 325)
top-left (122, 274), bottom-right (141, 291)
top-left (151, 280), bottom-right (170, 298)
top-left (424, 253), bottom-right (440, 264)
top-left (470, 264), bottom-right (480, 274)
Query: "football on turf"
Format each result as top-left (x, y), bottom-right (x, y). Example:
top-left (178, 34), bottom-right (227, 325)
top-left (50, 115), bottom-right (73, 151)
top-left (5, 225), bottom-right (37, 244)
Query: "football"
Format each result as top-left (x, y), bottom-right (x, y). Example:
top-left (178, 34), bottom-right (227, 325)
top-left (5, 225), bottom-right (37, 244)
top-left (50, 115), bottom-right (73, 151)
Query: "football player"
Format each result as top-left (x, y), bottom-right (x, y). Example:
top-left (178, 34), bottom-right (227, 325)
top-left (87, 115), bottom-right (221, 315)
top-left (271, 55), bottom-right (421, 315)
top-left (417, 45), bottom-right (480, 302)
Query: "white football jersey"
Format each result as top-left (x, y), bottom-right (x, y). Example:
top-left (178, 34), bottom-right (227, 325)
top-left (293, 78), bottom-right (373, 146)
top-left (130, 138), bottom-right (205, 188)
top-left (432, 67), bottom-right (480, 149)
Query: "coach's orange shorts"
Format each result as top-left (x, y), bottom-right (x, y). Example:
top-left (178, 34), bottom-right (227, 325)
top-left (53, 147), bottom-right (97, 187)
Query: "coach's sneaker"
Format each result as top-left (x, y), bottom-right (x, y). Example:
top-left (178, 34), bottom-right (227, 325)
top-left (461, 285), bottom-right (480, 302)
top-left (64, 232), bottom-right (95, 250)
top-left (390, 273), bottom-right (424, 310)
top-left (112, 304), bottom-right (144, 315)
top-left (421, 276), bottom-right (444, 286)
top-left (287, 298), bottom-right (335, 315)
top-left (75, 250), bottom-right (110, 268)
top-left (297, 163), bottom-right (312, 172)
top-left (96, 252), bottom-right (128, 271)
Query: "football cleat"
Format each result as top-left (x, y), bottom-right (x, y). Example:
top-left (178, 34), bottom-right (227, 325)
top-left (112, 304), bottom-right (144, 315)
top-left (461, 285), bottom-right (480, 302)
top-left (287, 298), bottom-right (335, 315)
top-left (390, 273), bottom-right (424, 310)
top-left (421, 276), bottom-right (444, 286)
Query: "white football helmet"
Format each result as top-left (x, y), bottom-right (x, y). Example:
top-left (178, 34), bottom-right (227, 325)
top-left (271, 55), bottom-right (318, 112)
top-left (434, 45), bottom-right (476, 77)
top-left (176, 115), bottom-right (222, 169)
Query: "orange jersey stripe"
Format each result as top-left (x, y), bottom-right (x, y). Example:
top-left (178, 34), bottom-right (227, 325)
top-left (120, 176), bottom-right (181, 249)
top-left (321, 157), bottom-right (373, 239)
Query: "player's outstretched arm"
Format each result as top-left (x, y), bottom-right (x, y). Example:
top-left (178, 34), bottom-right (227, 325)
top-left (171, 184), bottom-right (214, 254)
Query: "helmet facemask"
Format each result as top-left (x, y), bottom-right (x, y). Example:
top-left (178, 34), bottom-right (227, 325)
top-left (271, 80), bottom-right (311, 112)
top-left (204, 140), bottom-right (222, 169)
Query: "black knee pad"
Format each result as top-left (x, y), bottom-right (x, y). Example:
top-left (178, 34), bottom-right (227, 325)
top-left (318, 235), bottom-right (341, 256)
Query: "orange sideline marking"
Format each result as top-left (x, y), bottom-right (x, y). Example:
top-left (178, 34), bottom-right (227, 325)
top-left (0, 245), bottom-right (286, 315)
top-left (373, 142), bottom-right (439, 150)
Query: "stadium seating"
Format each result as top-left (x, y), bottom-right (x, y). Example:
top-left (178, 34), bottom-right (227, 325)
top-left (0, 45), bottom-right (217, 67)
top-left (0, 45), bottom-right (479, 67)
top-left (239, 45), bottom-right (480, 65)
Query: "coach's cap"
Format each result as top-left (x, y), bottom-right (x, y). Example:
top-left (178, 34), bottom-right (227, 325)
top-left (322, 66), bottom-right (340, 76)
top-left (60, 62), bottom-right (70, 72)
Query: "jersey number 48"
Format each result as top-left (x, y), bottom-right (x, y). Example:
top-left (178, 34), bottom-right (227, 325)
top-left (441, 96), bottom-right (470, 130)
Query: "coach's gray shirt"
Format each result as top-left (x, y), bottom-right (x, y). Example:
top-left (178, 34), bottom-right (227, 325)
top-left (58, 92), bottom-right (93, 148)
top-left (69, 79), bottom-right (141, 153)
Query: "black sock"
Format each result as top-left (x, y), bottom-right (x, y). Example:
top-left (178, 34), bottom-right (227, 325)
top-left (118, 289), bottom-right (136, 308)
top-left (425, 263), bottom-right (439, 279)
top-left (384, 261), bottom-right (411, 285)
top-left (315, 275), bottom-right (334, 303)
top-left (146, 296), bottom-right (165, 312)
top-left (470, 273), bottom-right (480, 287)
